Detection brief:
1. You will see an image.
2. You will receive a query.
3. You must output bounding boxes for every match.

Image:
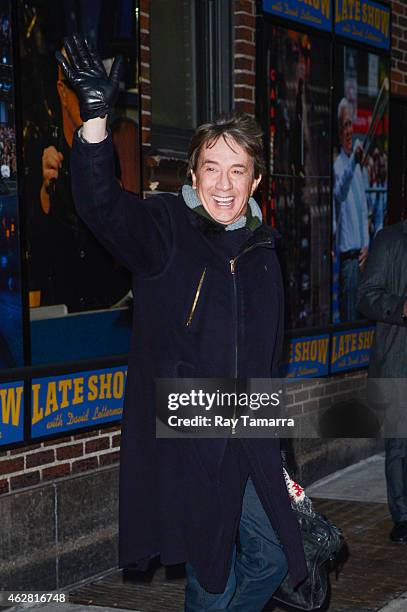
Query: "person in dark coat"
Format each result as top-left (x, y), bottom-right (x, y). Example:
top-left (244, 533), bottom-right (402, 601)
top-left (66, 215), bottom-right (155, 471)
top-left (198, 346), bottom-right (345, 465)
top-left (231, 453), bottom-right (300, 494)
top-left (57, 34), bottom-right (307, 611)
top-left (357, 220), bottom-right (407, 543)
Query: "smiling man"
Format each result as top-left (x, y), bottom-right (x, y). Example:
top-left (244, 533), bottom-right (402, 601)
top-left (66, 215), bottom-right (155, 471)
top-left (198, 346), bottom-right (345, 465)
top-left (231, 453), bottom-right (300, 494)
top-left (57, 34), bottom-right (306, 611)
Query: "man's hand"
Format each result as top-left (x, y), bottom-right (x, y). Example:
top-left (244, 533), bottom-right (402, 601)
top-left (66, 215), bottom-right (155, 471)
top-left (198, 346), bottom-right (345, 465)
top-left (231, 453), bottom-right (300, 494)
top-left (354, 140), bottom-right (364, 165)
top-left (55, 33), bottom-right (122, 122)
top-left (40, 146), bottom-right (63, 214)
top-left (42, 146), bottom-right (63, 188)
top-left (359, 245), bottom-right (369, 271)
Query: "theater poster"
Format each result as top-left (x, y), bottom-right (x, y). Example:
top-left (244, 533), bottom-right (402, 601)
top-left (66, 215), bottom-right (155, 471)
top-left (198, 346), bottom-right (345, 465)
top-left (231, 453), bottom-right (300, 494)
top-left (266, 25), bottom-right (331, 330)
top-left (18, 0), bottom-right (140, 365)
top-left (332, 45), bottom-right (389, 324)
top-left (0, 0), bottom-right (24, 369)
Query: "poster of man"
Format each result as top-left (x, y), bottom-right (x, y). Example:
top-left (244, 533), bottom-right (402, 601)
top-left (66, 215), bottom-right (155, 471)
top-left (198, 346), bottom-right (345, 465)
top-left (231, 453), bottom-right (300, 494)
top-left (332, 45), bottom-right (389, 324)
top-left (267, 25), bottom-right (331, 330)
top-left (19, 0), bottom-right (139, 317)
top-left (0, 0), bottom-right (24, 368)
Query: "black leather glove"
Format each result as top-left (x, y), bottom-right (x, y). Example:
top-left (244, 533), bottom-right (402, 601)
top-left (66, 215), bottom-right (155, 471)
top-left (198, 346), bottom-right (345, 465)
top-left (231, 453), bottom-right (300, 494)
top-left (55, 33), bottom-right (123, 122)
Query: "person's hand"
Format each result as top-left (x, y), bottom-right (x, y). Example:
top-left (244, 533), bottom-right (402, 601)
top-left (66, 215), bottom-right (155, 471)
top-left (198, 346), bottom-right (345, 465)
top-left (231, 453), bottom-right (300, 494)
top-left (42, 146), bottom-right (63, 189)
top-left (354, 140), bottom-right (364, 165)
top-left (55, 33), bottom-right (123, 122)
top-left (358, 245), bottom-right (369, 270)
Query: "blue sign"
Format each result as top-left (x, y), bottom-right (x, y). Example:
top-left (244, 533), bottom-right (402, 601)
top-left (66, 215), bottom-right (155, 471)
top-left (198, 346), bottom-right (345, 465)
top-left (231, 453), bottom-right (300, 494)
top-left (0, 381), bottom-right (24, 445)
top-left (281, 334), bottom-right (330, 378)
top-left (330, 326), bottom-right (374, 373)
top-left (335, 0), bottom-right (390, 50)
top-left (263, 0), bottom-right (332, 32)
top-left (31, 366), bottom-right (127, 438)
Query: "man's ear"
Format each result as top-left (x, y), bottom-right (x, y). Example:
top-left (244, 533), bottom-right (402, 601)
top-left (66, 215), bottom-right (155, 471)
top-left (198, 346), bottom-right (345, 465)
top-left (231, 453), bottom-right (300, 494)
top-left (191, 170), bottom-right (197, 189)
top-left (251, 174), bottom-right (262, 196)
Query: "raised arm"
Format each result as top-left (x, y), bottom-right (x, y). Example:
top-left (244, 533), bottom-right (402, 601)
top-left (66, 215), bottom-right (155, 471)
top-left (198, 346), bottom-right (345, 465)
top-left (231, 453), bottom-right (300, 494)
top-left (56, 34), bottom-right (173, 275)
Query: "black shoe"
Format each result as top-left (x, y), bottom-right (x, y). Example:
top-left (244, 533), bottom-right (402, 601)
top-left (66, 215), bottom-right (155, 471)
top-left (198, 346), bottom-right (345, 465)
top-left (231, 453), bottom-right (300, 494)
top-left (390, 521), bottom-right (407, 543)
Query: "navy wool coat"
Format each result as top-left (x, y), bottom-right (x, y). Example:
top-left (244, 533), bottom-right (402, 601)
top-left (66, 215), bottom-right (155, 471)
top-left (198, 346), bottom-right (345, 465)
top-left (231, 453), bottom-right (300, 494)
top-left (71, 131), bottom-right (307, 593)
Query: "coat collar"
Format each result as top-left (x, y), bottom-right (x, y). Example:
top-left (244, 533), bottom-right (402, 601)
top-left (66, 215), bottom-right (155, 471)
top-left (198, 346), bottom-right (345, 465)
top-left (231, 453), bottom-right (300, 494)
top-left (183, 195), bottom-right (280, 248)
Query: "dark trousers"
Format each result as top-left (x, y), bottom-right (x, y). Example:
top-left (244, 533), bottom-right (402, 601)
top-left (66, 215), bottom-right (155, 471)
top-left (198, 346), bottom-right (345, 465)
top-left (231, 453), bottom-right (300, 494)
top-left (340, 255), bottom-right (360, 323)
top-left (385, 438), bottom-right (407, 523)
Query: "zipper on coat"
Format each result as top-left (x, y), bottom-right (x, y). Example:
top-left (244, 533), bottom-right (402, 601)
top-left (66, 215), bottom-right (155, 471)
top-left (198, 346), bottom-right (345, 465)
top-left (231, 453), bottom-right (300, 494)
top-left (185, 267), bottom-right (207, 327)
top-left (230, 258), bottom-right (238, 435)
top-left (229, 240), bottom-right (273, 435)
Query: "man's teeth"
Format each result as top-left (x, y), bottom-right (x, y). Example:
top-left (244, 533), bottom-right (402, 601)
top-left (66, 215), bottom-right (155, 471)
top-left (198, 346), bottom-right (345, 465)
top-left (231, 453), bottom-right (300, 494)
top-left (213, 196), bottom-right (234, 205)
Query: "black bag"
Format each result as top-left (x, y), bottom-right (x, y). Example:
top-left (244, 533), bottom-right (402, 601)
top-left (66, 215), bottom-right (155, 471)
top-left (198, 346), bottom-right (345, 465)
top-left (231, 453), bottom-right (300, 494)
top-left (273, 473), bottom-right (343, 610)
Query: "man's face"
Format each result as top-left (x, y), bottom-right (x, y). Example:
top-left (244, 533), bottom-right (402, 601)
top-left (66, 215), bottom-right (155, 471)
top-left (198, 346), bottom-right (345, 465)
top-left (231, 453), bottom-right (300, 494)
top-left (339, 107), bottom-right (353, 156)
top-left (191, 135), bottom-right (261, 225)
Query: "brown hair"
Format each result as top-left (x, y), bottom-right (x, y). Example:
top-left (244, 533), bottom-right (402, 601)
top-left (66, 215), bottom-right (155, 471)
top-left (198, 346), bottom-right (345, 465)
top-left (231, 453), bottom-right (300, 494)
top-left (187, 112), bottom-right (265, 179)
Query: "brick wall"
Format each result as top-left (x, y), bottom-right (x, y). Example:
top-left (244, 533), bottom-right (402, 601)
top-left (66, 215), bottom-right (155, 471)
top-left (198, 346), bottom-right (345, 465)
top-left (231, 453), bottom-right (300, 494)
top-left (391, 0), bottom-right (407, 97)
top-left (234, 0), bottom-right (256, 115)
top-left (0, 426), bottom-right (120, 495)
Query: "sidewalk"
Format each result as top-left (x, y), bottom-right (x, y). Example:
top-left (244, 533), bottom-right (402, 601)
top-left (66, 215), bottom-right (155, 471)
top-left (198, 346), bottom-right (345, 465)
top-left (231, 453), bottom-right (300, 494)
top-left (7, 453), bottom-right (407, 612)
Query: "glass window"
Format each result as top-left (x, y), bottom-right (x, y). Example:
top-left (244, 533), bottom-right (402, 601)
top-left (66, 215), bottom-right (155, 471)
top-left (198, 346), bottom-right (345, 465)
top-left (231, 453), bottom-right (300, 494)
top-left (150, 0), bottom-right (197, 131)
top-left (18, 0), bottom-right (141, 365)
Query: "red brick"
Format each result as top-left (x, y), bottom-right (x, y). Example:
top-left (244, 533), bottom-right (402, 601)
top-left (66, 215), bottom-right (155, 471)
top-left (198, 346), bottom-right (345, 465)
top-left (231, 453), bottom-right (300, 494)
top-left (56, 443), bottom-right (83, 460)
top-left (235, 72), bottom-right (255, 86)
top-left (73, 431), bottom-right (98, 440)
top-left (140, 47), bottom-right (149, 64)
top-left (0, 457), bottom-right (24, 476)
top-left (102, 425), bottom-right (121, 433)
top-left (26, 449), bottom-right (55, 468)
top-left (44, 435), bottom-right (71, 446)
top-left (0, 478), bottom-right (9, 494)
top-left (235, 13), bottom-right (255, 27)
top-left (235, 41), bottom-right (255, 57)
top-left (142, 130), bottom-right (151, 145)
top-left (234, 100), bottom-right (255, 115)
top-left (140, 14), bottom-right (149, 31)
top-left (99, 451), bottom-right (120, 466)
top-left (393, 26), bottom-right (403, 38)
top-left (235, 56), bottom-right (254, 71)
top-left (10, 471), bottom-right (40, 490)
top-left (10, 443), bottom-right (41, 455)
top-left (72, 457), bottom-right (98, 474)
top-left (142, 114), bottom-right (152, 128)
top-left (140, 32), bottom-right (149, 48)
top-left (234, 85), bottom-right (255, 101)
top-left (235, 26), bottom-right (254, 43)
top-left (394, 2), bottom-right (406, 15)
top-left (140, 65), bottom-right (150, 81)
top-left (42, 464), bottom-right (71, 481)
top-left (85, 438), bottom-right (110, 453)
top-left (112, 434), bottom-right (121, 448)
top-left (392, 69), bottom-right (403, 83)
top-left (234, 0), bottom-right (254, 15)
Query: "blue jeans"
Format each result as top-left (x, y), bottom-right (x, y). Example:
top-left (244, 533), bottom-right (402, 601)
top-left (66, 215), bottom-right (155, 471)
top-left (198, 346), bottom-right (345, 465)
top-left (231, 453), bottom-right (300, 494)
top-left (184, 478), bottom-right (288, 611)
top-left (340, 256), bottom-right (360, 322)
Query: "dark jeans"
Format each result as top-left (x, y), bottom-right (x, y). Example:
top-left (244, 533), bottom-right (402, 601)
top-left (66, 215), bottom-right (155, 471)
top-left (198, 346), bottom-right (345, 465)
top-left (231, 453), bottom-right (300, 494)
top-left (184, 478), bottom-right (288, 611)
top-left (385, 438), bottom-right (407, 523)
top-left (340, 256), bottom-right (360, 322)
